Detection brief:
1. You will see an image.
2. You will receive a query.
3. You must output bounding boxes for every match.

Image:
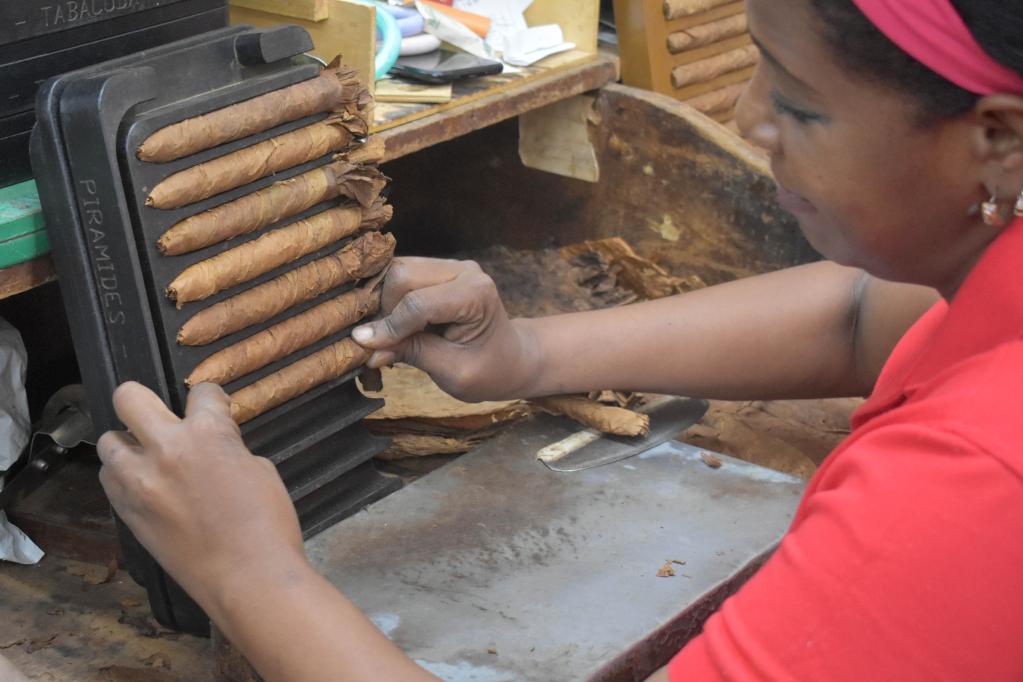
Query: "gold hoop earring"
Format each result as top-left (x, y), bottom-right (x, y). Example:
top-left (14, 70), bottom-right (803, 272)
top-left (982, 194), bottom-right (1005, 227)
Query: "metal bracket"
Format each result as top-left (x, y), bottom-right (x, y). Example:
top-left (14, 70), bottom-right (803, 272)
top-left (0, 384), bottom-right (94, 511)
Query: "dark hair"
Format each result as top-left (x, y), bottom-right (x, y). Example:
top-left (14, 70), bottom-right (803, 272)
top-left (809, 0), bottom-right (1023, 124)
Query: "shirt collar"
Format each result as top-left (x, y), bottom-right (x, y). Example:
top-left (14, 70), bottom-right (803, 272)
top-left (855, 217), bottom-right (1023, 424)
top-left (903, 217), bottom-right (1023, 388)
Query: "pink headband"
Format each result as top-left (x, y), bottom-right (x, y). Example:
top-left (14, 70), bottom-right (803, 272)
top-left (851, 0), bottom-right (1023, 95)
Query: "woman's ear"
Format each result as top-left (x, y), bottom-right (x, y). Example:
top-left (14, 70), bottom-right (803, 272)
top-left (973, 95), bottom-right (1023, 199)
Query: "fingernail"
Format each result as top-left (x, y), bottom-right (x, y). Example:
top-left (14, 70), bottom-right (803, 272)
top-left (352, 325), bottom-right (373, 343)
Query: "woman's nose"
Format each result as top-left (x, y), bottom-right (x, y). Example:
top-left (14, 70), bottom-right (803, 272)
top-left (735, 67), bottom-right (781, 154)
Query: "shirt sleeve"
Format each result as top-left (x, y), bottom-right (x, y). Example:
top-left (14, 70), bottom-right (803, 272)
top-left (668, 422), bottom-right (1023, 681)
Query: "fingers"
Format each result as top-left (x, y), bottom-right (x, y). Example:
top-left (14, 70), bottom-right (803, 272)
top-left (367, 348), bottom-right (400, 369)
top-left (185, 382), bottom-right (234, 422)
top-left (378, 257), bottom-right (468, 312)
top-left (96, 430), bottom-right (141, 465)
top-left (96, 430), bottom-right (142, 508)
top-left (111, 382), bottom-right (180, 449)
top-left (353, 283), bottom-right (450, 349)
top-left (367, 332), bottom-right (468, 387)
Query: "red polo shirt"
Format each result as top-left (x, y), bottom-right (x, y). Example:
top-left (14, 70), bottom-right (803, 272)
top-left (669, 218), bottom-right (1023, 680)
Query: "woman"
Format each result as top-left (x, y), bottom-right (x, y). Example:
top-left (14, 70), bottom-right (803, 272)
top-left (94, 0), bottom-right (1023, 679)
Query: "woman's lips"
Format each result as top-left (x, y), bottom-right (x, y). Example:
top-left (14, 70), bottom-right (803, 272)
top-left (776, 184), bottom-right (817, 216)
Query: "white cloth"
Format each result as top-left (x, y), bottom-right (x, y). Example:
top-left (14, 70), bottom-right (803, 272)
top-left (0, 317), bottom-right (43, 564)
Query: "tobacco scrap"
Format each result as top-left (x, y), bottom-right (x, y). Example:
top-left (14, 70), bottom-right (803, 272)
top-left (561, 238), bottom-right (706, 301)
top-left (177, 231), bottom-right (395, 346)
top-left (656, 561), bottom-right (677, 578)
top-left (157, 161), bottom-right (386, 256)
top-left (186, 274), bottom-right (383, 387)
top-left (65, 558), bottom-right (117, 585)
top-left (167, 200), bottom-right (391, 306)
top-left (138, 62), bottom-right (371, 163)
top-left (146, 115), bottom-right (368, 209)
top-left (700, 452), bottom-right (724, 469)
top-left (534, 395), bottom-right (650, 438)
top-left (230, 337), bottom-right (371, 424)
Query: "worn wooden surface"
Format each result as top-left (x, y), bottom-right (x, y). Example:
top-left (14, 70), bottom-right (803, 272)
top-left (376, 53), bottom-right (619, 162)
top-left (7, 459), bottom-right (121, 566)
top-left (0, 256), bottom-right (55, 301)
top-left (0, 557), bottom-right (213, 681)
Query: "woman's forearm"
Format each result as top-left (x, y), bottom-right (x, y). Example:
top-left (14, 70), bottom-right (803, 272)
top-left (516, 261), bottom-right (874, 400)
top-left (208, 555), bottom-right (438, 682)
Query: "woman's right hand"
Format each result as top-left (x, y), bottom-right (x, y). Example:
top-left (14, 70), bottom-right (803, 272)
top-left (352, 257), bottom-right (540, 402)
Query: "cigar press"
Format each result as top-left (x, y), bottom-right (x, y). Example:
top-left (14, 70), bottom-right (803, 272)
top-left (32, 25), bottom-right (398, 635)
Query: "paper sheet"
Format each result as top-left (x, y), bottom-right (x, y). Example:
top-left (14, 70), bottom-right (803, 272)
top-left (0, 318), bottom-right (43, 565)
top-left (503, 24), bottom-right (575, 66)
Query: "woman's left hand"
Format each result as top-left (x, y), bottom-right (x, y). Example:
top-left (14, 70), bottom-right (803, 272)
top-left (96, 382), bottom-right (307, 614)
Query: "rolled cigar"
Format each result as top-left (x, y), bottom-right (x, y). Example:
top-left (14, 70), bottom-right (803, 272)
top-left (167, 200), bottom-right (392, 306)
top-left (157, 161), bottom-right (387, 256)
top-left (138, 62), bottom-right (371, 163)
top-left (685, 82), bottom-right (746, 116)
top-left (229, 337), bottom-right (371, 424)
top-left (147, 116), bottom-right (367, 210)
top-left (187, 274), bottom-right (383, 387)
top-left (177, 231), bottom-right (395, 346)
top-left (663, 0), bottom-right (735, 21)
top-left (671, 44), bottom-right (759, 89)
top-left (534, 395), bottom-right (650, 437)
top-left (667, 14), bottom-right (747, 52)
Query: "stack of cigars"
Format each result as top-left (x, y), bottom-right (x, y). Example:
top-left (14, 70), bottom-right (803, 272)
top-left (139, 58), bottom-right (393, 425)
top-left (668, 0), bottom-right (756, 124)
top-left (620, 0), bottom-right (759, 124)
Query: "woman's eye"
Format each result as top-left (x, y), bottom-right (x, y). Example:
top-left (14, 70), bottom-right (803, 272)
top-left (770, 91), bottom-right (823, 124)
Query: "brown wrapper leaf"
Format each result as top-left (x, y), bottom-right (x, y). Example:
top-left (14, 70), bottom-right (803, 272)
top-left (167, 200), bottom-right (392, 306)
top-left (229, 338), bottom-right (371, 424)
top-left (138, 64), bottom-right (370, 163)
top-left (177, 231), bottom-right (395, 346)
top-left (147, 116), bottom-right (368, 210)
top-left (534, 395), bottom-right (650, 437)
top-left (186, 274), bottom-right (384, 387)
top-left (157, 160), bottom-right (387, 256)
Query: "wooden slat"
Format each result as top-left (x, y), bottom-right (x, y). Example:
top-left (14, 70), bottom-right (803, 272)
top-left (229, 0), bottom-right (328, 22)
top-left (0, 256), bottom-right (56, 300)
top-left (613, 0), bottom-right (675, 94)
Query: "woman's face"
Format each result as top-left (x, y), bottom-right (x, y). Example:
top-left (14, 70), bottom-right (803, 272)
top-left (737, 0), bottom-right (997, 292)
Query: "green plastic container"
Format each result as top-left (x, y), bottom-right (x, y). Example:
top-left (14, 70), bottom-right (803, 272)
top-left (0, 180), bottom-right (50, 269)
